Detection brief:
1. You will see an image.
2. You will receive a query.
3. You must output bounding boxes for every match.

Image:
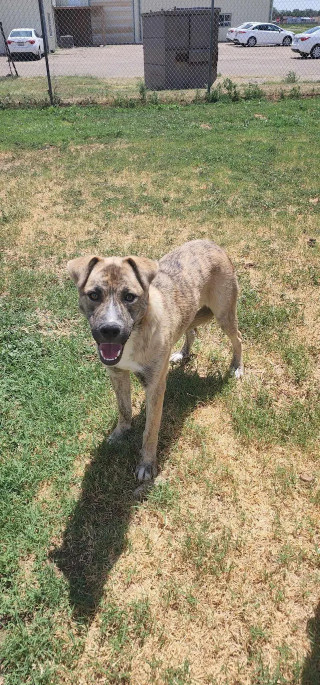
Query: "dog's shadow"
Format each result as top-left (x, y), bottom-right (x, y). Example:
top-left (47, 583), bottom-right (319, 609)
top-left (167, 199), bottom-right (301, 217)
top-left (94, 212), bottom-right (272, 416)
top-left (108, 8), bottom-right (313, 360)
top-left (301, 600), bottom-right (320, 684)
top-left (50, 363), bottom-right (227, 622)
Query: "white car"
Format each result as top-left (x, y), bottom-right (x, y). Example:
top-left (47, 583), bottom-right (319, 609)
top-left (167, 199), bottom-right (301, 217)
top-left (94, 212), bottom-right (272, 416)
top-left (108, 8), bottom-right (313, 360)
top-left (234, 22), bottom-right (294, 47)
top-left (226, 22), bottom-right (255, 42)
top-left (7, 28), bottom-right (44, 60)
top-left (291, 26), bottom-right (320, 58)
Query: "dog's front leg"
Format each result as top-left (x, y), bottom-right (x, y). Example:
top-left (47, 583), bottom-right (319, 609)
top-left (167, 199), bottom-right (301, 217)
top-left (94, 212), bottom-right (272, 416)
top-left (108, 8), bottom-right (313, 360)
top-left (107, 369), bottom-right (132, 442)
top-left (135, 361), bottom-right (169, 482)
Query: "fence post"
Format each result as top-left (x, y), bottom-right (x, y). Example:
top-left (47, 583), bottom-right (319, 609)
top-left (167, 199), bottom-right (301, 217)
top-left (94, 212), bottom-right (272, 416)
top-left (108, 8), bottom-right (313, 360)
top-left (37, 0), bottom-right (54, 105)
top-left (207, 0), bottom-right (215, 97)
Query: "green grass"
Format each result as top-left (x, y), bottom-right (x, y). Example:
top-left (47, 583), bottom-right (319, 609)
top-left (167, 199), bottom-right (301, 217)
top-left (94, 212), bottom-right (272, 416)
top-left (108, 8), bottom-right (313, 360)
top-left (0, 98), bottom-right (320, 684)
top-left (279, 23), bottom-right (319, 33)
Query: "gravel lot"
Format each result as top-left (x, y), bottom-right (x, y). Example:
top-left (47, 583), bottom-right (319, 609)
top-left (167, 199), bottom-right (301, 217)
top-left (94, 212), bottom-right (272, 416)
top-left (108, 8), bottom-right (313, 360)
top-left (0, 42), bottom-right (318, 82)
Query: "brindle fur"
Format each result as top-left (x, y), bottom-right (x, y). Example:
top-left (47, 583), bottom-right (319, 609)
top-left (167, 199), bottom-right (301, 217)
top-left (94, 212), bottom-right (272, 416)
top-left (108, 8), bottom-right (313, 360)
top-left (68, 240), bottom-right (243, 482)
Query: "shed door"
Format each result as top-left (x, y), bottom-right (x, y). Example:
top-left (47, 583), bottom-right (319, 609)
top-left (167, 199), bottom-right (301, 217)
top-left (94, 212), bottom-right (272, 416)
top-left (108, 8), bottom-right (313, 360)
top-left (102, 0), bottom-right (134, 44)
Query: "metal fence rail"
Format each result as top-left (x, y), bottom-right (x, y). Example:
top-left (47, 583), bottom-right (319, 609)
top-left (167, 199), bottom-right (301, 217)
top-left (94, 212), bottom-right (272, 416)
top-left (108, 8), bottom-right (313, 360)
top-left (0, 0), bottom-right (319, 106)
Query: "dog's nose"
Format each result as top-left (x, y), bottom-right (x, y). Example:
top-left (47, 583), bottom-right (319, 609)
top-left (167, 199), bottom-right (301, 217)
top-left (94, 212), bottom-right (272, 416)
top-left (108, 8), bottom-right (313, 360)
top-left (100, 323), bottom-right (121, 339)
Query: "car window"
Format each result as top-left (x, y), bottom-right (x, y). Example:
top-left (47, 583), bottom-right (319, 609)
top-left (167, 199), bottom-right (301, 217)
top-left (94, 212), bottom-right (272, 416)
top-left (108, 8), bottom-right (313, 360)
top-left (10, 30), bottom-right (33, 37)
top-left (306, 26), bottom-right (320, 33)
top-left (269, 25), bottom-right (280, 31)
top-left (257, 25), bottom-right (268, 30)
top-left (243, 23), bottom-right (254, 28)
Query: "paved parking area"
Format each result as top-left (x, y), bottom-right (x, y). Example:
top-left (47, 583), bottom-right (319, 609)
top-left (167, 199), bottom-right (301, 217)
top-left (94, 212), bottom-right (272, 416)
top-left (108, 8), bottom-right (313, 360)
top-left (0, 43), bottom-right (318, 82)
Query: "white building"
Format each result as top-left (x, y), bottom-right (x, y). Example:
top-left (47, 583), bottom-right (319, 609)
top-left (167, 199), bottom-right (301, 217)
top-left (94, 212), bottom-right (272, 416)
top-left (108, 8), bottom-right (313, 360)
top-left (0, 0), bottom-right (272, 51)
top-left (0, 0), bottom-right (56, 53)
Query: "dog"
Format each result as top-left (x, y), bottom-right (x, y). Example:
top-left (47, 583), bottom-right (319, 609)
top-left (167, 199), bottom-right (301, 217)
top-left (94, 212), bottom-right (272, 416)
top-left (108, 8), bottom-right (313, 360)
top-left (68, 240), bottom-right (243, 482)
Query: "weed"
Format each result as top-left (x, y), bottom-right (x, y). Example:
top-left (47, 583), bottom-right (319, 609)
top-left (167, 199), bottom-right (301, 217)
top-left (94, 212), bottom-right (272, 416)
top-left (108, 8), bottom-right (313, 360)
top-left (138, 80), bottom-right (147, 103)
top-left (289, 85), bottom-right (301, 99)
top-left (223, 78), bottom-right (240, 101)
top-left (206, 83), bottom-right (222, 102)
top-left (149, 90), bottom-right (159, 105)
top-left (243, 83), bottom-right (265, 100)
top-left (284, 71), bottom-right (299, 84)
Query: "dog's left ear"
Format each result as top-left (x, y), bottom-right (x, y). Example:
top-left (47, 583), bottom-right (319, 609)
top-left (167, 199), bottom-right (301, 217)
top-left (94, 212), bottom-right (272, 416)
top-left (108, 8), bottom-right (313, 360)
top-left (125, 256), bottom-right (159, 289)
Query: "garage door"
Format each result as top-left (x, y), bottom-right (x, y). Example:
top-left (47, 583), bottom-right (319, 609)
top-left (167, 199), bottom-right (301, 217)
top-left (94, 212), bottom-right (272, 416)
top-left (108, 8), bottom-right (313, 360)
top-left (100, 0), bottom-right (134, 44)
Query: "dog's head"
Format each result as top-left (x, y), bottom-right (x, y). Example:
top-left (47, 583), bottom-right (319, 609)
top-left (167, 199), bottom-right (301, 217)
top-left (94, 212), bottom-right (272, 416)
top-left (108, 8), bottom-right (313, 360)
top-left (67, 254), bottom-right (158, 366)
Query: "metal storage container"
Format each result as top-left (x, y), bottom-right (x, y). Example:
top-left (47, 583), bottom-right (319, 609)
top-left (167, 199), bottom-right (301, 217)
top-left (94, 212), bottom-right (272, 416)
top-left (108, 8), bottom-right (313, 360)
top-left (60, 35), bottom-right (75, 48)
top-left (142, 7), bottom-right (220, 90)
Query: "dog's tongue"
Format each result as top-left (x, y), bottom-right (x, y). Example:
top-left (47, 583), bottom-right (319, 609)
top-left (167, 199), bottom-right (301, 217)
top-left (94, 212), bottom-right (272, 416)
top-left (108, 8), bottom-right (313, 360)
top-left (99, 343), bottom-right (123, 362)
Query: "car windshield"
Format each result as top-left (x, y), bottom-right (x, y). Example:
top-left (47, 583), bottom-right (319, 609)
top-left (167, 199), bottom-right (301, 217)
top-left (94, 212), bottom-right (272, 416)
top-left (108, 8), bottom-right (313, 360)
top-left (10, 30), bottom-right (33, 37)
top-left (304, 26), bottom-right (320, 33)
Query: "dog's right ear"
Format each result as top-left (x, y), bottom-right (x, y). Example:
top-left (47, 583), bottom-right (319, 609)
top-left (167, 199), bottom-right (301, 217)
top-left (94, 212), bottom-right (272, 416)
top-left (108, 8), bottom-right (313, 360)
top-left (67, 256), bottom-right (101, 289)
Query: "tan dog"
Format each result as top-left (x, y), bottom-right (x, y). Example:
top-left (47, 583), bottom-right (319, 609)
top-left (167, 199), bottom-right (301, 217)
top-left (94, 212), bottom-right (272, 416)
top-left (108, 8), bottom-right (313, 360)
top-left (68, 240), bottom-right (243, 481)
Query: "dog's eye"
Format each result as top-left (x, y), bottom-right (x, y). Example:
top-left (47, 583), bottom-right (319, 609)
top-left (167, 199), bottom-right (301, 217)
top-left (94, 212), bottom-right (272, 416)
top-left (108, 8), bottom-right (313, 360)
top-left (88, 291), bottom-right (100, 302)
top-left (124, 292), bottom-right (136, 303)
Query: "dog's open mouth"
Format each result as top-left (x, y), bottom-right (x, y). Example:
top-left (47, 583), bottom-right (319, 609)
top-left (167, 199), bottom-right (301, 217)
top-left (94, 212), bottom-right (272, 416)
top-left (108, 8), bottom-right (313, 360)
top-left (98, 343), bottom-right (124, 366)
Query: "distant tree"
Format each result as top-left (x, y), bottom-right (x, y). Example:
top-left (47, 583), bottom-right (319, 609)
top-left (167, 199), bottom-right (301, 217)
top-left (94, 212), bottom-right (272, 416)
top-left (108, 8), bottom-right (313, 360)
top-left (272, 7), bottom-right (285, 20)
top-left (273, 7), bottom-right (320, 19)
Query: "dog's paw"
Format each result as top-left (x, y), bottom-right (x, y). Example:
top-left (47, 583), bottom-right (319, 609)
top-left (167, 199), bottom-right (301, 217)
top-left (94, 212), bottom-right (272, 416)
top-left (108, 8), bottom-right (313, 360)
top-left (107, 425), bottom-right (131, 443)
top-left (231, 366), bottom-right (244, 380)
top-left (170, 351), bottom-right (185, 364)
top-left (135, 462), bottom-right (157, 482)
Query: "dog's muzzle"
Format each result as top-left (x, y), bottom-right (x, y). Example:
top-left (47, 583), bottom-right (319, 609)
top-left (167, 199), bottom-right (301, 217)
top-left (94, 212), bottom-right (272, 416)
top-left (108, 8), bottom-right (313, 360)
top-left (92, 323), bottom-right (130, 366)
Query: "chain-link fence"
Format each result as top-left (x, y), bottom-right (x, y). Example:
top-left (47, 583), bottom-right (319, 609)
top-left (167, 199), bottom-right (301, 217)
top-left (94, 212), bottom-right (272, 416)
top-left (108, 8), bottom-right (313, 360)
top-left (0, 0), bottom-right (319, 106)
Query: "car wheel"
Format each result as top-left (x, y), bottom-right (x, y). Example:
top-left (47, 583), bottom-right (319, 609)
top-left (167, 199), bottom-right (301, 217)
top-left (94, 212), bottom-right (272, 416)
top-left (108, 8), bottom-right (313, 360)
top-left (247, 36), bottom-right (257, 47)
top-left (311, 44), bottom-right (320, 58)
top-left (282, 36), bottom-right (292, 46)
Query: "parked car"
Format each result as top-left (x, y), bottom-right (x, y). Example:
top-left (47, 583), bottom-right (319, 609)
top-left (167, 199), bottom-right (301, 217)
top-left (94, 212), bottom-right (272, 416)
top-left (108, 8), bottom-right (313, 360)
top-left (7, 28), bottom-right (44, 60)
top-left (291, 26), bottom-right (320, 58)
top-left (226, 22), bottom-right (255, 42)
top-left (234, 23), bottom-right (294, 47)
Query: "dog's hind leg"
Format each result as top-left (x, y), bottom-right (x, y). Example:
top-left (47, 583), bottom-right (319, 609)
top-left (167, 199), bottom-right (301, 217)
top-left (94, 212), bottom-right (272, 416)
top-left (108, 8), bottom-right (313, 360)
top-left (208, 282), bottom-right (243, 378)
top-left (170, 329), bottom-right (196, 364)
top-left (216, 310), bottom-right (243, 378)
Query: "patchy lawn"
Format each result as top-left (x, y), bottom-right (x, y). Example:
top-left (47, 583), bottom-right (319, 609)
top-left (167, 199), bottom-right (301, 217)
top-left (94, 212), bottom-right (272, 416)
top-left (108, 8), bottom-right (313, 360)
top-left (0, 99), bottom-right (319, 685)
top-left (0, 74), bottom-right (319, 108)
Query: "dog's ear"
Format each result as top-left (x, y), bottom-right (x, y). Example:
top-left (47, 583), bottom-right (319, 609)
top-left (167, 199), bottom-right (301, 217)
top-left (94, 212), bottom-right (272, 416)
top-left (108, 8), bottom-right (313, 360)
top-left (125, 256), bottom-right (159, 289)
top-left (67, 256), bottom-right (101, 289)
